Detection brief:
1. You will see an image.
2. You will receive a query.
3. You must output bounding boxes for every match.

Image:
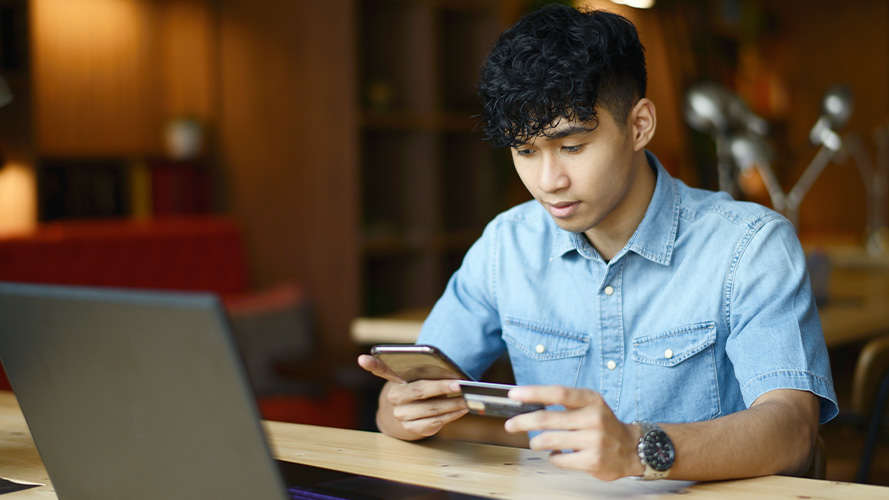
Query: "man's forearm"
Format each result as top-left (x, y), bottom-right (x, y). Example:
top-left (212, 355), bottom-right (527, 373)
top-left (660, 389), bottom-right (819, 481)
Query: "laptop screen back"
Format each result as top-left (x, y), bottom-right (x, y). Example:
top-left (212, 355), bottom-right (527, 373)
top-left (0, 282), bottom-right (288, 500)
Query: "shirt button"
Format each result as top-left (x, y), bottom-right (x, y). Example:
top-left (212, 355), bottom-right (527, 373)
top-left (664, 349), bottom-right (674, 359)
top-left (606, 360), bottom-right (617, 370)
top-left (604, 286), bottom-right (614, 296)
top-left (535, 344), bottom-right (546, 354)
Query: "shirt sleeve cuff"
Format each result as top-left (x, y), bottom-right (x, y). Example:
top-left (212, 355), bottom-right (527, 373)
top-left (741, 369), bottom-right (839, 424)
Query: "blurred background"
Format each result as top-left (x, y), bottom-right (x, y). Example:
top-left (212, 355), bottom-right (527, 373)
top-left (0, 0), bottom-right (888, 486)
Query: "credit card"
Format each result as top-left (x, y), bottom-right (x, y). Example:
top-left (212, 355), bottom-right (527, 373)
top-left (458, 381), bottom-right (545, 418)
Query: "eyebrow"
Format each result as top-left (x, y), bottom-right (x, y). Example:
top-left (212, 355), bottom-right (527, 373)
top-left (544, 125), bottom-right (597, 141)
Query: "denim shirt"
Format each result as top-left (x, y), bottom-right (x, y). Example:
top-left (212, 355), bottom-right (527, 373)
top-left (417, 152), bottom-right (838, 425)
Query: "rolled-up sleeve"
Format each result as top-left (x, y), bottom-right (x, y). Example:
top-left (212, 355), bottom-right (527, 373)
top-left (416, 220), bottom-right (508, 379)
top-left (725, 217), bottom-right (838, 424)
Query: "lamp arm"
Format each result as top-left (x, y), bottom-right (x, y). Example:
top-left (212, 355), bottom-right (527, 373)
top-left (844, 133), bottom-right (874, 187)
top-left (715, 132), bottom-right (736, 196)
top-left (786, 144), bottom-right (837, 210)
top-left (753, 161), bottom-right (786, 212)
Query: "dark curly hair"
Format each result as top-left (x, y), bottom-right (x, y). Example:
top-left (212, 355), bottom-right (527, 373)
top-left (478, 4), bottom-right (647, 149)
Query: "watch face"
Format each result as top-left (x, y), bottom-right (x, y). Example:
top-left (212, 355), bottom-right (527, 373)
top-left (642, 430), bottom-right (675, 472)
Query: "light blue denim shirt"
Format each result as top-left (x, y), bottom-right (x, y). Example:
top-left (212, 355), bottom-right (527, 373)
top-left (417, 152), bottom-right (838, 425)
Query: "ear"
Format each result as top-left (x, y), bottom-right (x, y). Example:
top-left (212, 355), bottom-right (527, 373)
top-left (630, 98), bottom-right (656, 152)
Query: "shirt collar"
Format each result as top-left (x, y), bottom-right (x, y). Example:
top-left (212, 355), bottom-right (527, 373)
top-left (550, 151), bottom-right (679, 265)
top-left (624, 151), bottom-right (679, 265)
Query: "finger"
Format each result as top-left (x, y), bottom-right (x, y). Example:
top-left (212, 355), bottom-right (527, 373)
top-left (528, 426), bottom-right (600, 451)
top-left (505, 404), bottom-right (610, 434)
top-left (400, 408), bottom-right (469, 438)
top-left (548, 449), bottom-right (594, 471)
top-left (508, 385), bottom-right (603, 409)
top-left (357, 354), bottom-right (405, 383)
top-left (550, 448), bottom-right (631, 482)
top-left (548, 449), bottom-right (625, 481)
top-left (387, 379), bottom-right (463, 406)
top-left (392, 395), bottom-right (469, 422)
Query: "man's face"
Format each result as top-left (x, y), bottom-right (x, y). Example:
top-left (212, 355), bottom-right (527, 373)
top-left (510, 107), bottom-right (647, 240)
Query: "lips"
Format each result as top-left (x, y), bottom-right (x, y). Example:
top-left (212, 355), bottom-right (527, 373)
top-left (545, 201), bottom-right (580, 218)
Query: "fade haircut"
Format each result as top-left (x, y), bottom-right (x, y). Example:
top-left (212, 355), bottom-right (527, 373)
top-left (478, 4), bottom-right (647, 148)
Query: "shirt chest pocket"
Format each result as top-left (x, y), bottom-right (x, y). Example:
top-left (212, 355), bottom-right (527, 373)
top-left (502, 318), bottom-right (589, 387)
top-left (632, 321), bottom-right (720, 422)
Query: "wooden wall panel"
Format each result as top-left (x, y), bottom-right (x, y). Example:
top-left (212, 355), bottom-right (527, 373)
top-left (157, 0), bottom-right (216, 122)
top-left (217, 0), bottom-right (359, 355)
top-left (30, 0), bottom-right (162, 155)
top-left (29, 0), bottom-right (216, 156)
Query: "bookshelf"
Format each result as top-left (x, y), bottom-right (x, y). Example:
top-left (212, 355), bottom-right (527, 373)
top-left (356, 0), bottom-right (517, 317)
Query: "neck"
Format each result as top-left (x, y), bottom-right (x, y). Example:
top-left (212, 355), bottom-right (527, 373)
top-left (584, 153), bottom-right (657, 262)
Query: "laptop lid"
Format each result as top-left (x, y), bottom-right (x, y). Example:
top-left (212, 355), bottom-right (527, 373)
top-left (0, 282), bottom-right (289, 500)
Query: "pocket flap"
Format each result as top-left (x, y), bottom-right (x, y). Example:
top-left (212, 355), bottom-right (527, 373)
top-left (632, 321), bottom-right (716, 367)
top-left (503, 317), bottom-right (589, 361)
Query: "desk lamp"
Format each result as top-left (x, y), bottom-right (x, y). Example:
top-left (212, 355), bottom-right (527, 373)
top-left (684, 82), bottom-right (732, 193)
top-left (684, 82), bottom-right (768, 196)
top-left (782, 85), bottom-right (852, 227)
top-left (728, 85), bottom-right (852, 228)
top-left (843, 122), bottom-right (889, 255)
top-left (729, 132), bottom-right (784, 210)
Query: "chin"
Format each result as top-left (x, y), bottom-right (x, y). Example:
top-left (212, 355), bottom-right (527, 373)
top-left (552, 219), bottom-right (594, 235)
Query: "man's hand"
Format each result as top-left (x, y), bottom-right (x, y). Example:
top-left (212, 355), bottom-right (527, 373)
top-left (503, 385), bottom-right (642, 481)
top-left (505, 386), bottom-right (820, 481)
top-left (357, 354), bottom-right (469, 440)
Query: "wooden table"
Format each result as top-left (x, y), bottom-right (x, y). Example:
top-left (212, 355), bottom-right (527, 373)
top-left (0, 392), bottom-right (886, 499)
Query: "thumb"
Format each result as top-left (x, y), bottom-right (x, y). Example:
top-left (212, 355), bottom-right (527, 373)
top-left (357, 354), bottom-right (405, 384)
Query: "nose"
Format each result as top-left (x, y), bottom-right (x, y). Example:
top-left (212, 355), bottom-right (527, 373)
top-left (538, 152), bottom-right (570, 193)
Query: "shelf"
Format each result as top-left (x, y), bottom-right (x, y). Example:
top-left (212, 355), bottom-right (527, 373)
top-left (356, 0), bottom-right (508, 317)
top-left (363, 253), bottom-right (444, 316)
top-left (36, 156), bottom-right (213, 222)
top-left (358, 0), bottom-right (436, 113)
top-left (437, 7), bottom-right (500, 111)
top-left (360, 129), bottom-right (439, 237)
top-left (37, 158), bottom-right (131, 221)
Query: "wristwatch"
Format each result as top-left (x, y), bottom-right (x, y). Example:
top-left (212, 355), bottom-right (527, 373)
top-left (635, 421), bottom-right (675, 480)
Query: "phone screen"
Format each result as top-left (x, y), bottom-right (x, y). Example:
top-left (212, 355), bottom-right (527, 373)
top-left (371, 345), bottom-right (472, 382)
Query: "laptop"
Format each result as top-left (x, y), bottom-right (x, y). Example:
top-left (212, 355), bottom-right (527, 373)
top-left (0, 282), bottom-right (486, 500)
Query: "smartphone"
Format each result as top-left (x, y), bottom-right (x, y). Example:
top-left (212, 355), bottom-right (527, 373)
top-left (458, 381), bottom-right (545, 419)
top-left (370, 344), bottom-right (474, 382)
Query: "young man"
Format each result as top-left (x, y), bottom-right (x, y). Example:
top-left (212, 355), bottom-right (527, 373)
top-left (358, 4), bottom-right (837, 482)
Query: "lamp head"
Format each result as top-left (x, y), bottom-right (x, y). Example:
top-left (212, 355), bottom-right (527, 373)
top-left (684, 82), bottom-right (768, 137)
top-left (726, 93), bottom-right (769, 136)
top-left (821, 84), bottom-right (853, 128)
top-left (684, 82), bottom-right (730, 133)
top-left (729, 132), bottom-right (772, 172)
top-left (809, 85), bottom-right (852, 150)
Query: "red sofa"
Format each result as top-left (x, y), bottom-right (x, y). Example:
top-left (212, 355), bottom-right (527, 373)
top-left (0, 216), bottom-right (356, 428)
top-left (0, 216), bottom-right (248, 292)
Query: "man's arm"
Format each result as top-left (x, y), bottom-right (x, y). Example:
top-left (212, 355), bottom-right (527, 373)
top-left (662, 389), bottom-right (819, 480)
top-left (504, 386), bottom-right (819, 481)
top-left (358, 354), bottom-right (468, 441)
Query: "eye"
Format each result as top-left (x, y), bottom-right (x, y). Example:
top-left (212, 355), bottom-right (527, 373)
top-left (562, 144), bottom-right (584, 153)
top-left (514, 148), bottom-right (535, 157)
